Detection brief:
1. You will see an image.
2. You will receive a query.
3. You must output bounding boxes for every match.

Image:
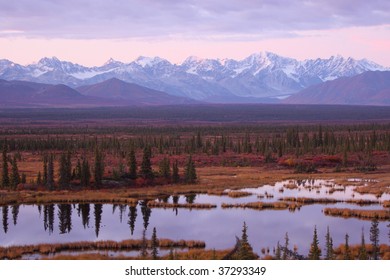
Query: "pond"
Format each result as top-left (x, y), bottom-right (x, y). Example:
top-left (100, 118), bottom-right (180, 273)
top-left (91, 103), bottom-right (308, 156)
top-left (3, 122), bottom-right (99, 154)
top-left (1, 180), bottom-right (389, 258)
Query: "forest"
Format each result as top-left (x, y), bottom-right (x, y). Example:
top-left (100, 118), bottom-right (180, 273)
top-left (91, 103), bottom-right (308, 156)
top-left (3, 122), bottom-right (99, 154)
top-left (0, 105), bottom-right (390, 260)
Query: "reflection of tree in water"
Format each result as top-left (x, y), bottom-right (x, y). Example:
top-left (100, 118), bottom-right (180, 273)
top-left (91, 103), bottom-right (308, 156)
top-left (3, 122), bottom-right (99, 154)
top-left (94, 204), bottom-right (103, 238)
top-left (112, 204), bottom-right (118, 214)
top-left (44, 205), bottom-right (49, 232)
top-left (159, 196), bottom-right (170, 203)
top-left (11, 205), bottom-right (19, 226)
top-left (2, 206), bottom-right (8, 234)
top-left (37, 205), bottom-right (42, 217)
top-left (185, 194), bottom-right (196, 204)
top-left (58, 204), bottom-right (72, 234)
top-left (128, 206), bottom-right (137, 236)
top-left (172, 195), bottom-right (179, 204)
top-left (140, 200), bottom-right (152, 231)
top-left (78, 204), bottom-right (90, 229)
top-left (118, 205), bottom-right (127, 223)
top-left (48, 204), bottom-right (55, 234)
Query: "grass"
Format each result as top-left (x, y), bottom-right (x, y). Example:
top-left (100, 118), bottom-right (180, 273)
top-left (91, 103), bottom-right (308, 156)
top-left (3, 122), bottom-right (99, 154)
top-left (2, 165), bottom-right (390, 206)
top-left (323, 208), bottom-right (390, 220)
top-left (146, 201), bottom-right (217, 209)
top-left (279, 197), bottom-right (379, 206)
top-left (333, 244), bottom-right (390, 260)
top-left (0, 239), bottom-right (206, 260)
top-left (221, 201), bottom-right (300, 211)
top-left (227, 191), bottom-right (253, 198)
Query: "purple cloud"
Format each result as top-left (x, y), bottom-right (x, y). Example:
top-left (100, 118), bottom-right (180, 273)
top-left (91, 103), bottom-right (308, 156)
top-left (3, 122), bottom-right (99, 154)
top-left (0, 0), bottom-right (389, 39)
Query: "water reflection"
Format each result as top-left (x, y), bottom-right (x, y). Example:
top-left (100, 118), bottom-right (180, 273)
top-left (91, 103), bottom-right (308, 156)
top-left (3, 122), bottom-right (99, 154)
top-left (128, 206), bottom-right (137, 236)
top-left (0, 179), bottom-right (389, 256)
top-left (2, 206), bottom-right (8, 234)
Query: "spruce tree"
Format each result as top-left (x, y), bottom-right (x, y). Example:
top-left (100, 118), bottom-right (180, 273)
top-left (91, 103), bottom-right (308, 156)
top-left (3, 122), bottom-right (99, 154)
top-left (94, 148), bottom-right (104, 188)
top-left (275, 241), bottom-right (281, 260)
top-left (10, 156), bottom-right (20, 190)
top-left (172, 160), bottom-right (180, 183)
top-left (325, 226), bottom-right (334, 260)
top-left (46, 154), bottom-right (54, 190)
top-left (151, 227), bottom-right (159, 260)
top-left (370, 217), bottom-right (380, 260)
top-left (80, 158), bottom-right (91, 188)
top-left (158, 157), bottom-right (171, 179)
top-left (184, 155), bottom-right (197, 184)
top-left (58, 153), bottom-right (69, 189)
top-left (43, 155), bottom-right (48, 186)
top-left (358, 228), bottom-right (368, 260)
top-left (344, 233), bottom-right (352, 260)
top-left (128, 148), bottom-right (137, 179)
top-left (1, 146), bottom-right (9, 189)
top-left (308, 226), bottom-right (321, 260)
top-left (238, 222), bottom-right (256, 260)
top-left (282, 232), bottom-right (289, 260)
top-left (140, 146), bottom-right (153, 179)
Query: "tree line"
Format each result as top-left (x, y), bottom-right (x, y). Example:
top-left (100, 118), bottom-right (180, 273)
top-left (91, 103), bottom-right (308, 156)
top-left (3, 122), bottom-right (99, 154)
top-left (1, 145), bottom-right (197, 190)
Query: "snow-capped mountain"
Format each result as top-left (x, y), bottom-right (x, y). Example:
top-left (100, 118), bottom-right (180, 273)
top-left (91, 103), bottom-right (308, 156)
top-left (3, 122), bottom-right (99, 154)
top-left (0, 52), bottom-right (387, 102)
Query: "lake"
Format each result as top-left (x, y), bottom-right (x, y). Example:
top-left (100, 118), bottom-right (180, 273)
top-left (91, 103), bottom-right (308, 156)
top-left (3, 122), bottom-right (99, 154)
top-left (1, 179), bottom-right (389, 258)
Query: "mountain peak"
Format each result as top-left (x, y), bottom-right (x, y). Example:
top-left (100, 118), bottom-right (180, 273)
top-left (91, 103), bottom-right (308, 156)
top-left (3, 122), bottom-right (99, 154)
top-left (103, 58), bottom-right (122, 66)
top-left (134, 56), bottom-right (166, 67)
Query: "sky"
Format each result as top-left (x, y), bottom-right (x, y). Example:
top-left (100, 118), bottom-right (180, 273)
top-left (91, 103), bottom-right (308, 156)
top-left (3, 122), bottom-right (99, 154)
top-left (0, 0), bottom-right (389, 66)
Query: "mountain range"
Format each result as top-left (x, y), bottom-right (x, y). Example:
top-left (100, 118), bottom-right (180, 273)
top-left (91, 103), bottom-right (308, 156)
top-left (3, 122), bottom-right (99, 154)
top-left (1, 52), bottom-right (388, 103)
top-left (285, 71), bottom-right (390, 106)
top-left (0, 78), bottom-right (195, 107)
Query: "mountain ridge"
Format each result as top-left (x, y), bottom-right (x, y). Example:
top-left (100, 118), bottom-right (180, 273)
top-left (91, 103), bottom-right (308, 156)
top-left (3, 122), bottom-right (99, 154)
top-left (284, 71), bottom-right (390, 106)
top-left (0, 52), bottom-right (387, 102)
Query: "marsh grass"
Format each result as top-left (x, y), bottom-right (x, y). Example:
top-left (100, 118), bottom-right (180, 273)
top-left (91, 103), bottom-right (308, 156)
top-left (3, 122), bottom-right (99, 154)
top-left (227, 191), bottom-right (252, 198)
top-left (221, 201), bottom-right (295, 210)
top-left (147, 201), bottom-right (217, 209)
top-left (0, 239), bottom-right (206, 260)
top-left (323, 208), bottom-right (390, 220)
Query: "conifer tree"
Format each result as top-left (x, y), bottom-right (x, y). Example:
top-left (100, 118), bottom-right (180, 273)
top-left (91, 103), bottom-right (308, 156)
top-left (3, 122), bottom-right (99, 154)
top-left (1, 146), bottom-right (9, 189)
top-left (80, 158), bottom-right (91, 188)
top-left (325, 226), bottom-right (334, 260)
top-left (10, 156), bottom-right (20, 190)
top-left (275, 241), bottom-right (281, 260)
top-left (358, 228), bottom-right (368, 260)
top-left (46, 154), bottom-right (54, 190)
top-left (308, 226), bottom-right (321, 260)
top-left (140, 146), bottom-right (153, 179)
top-left (370, 217), bottom-right (380, 260)
top-left (94, 148), bottom-right (104, 188)
top-left (58, 153), bottom-right (69, 189)
top-left (128, 148), bottom-right (137, 179)
top-left (184, 155), bottom-right (197, 184)
top-left (158, 157), bottom-right (171, 179)
top-left (151, 227), bottom-right (159, 260)
top-left (282, 232), bottom-right (289, 260)
top-left (344, 233), bottom-right (352, 260)
top-left (172, 160), bottom-right (180, 183)
top-left (238, 222), bottom-right (256, 260)
top-left (43, 155), bottom-right (48, 186)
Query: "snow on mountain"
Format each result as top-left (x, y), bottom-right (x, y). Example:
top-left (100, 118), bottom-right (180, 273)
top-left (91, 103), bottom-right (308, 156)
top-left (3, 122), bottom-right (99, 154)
top-left (0, 53), bottom-right (387, 102)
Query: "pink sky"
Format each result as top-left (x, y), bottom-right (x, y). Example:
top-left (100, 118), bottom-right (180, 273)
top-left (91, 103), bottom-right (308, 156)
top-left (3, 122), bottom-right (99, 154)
top-left (0, 1), bottom-right (389, 66)
top-left (1, 25), bottom-right (389, 66)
